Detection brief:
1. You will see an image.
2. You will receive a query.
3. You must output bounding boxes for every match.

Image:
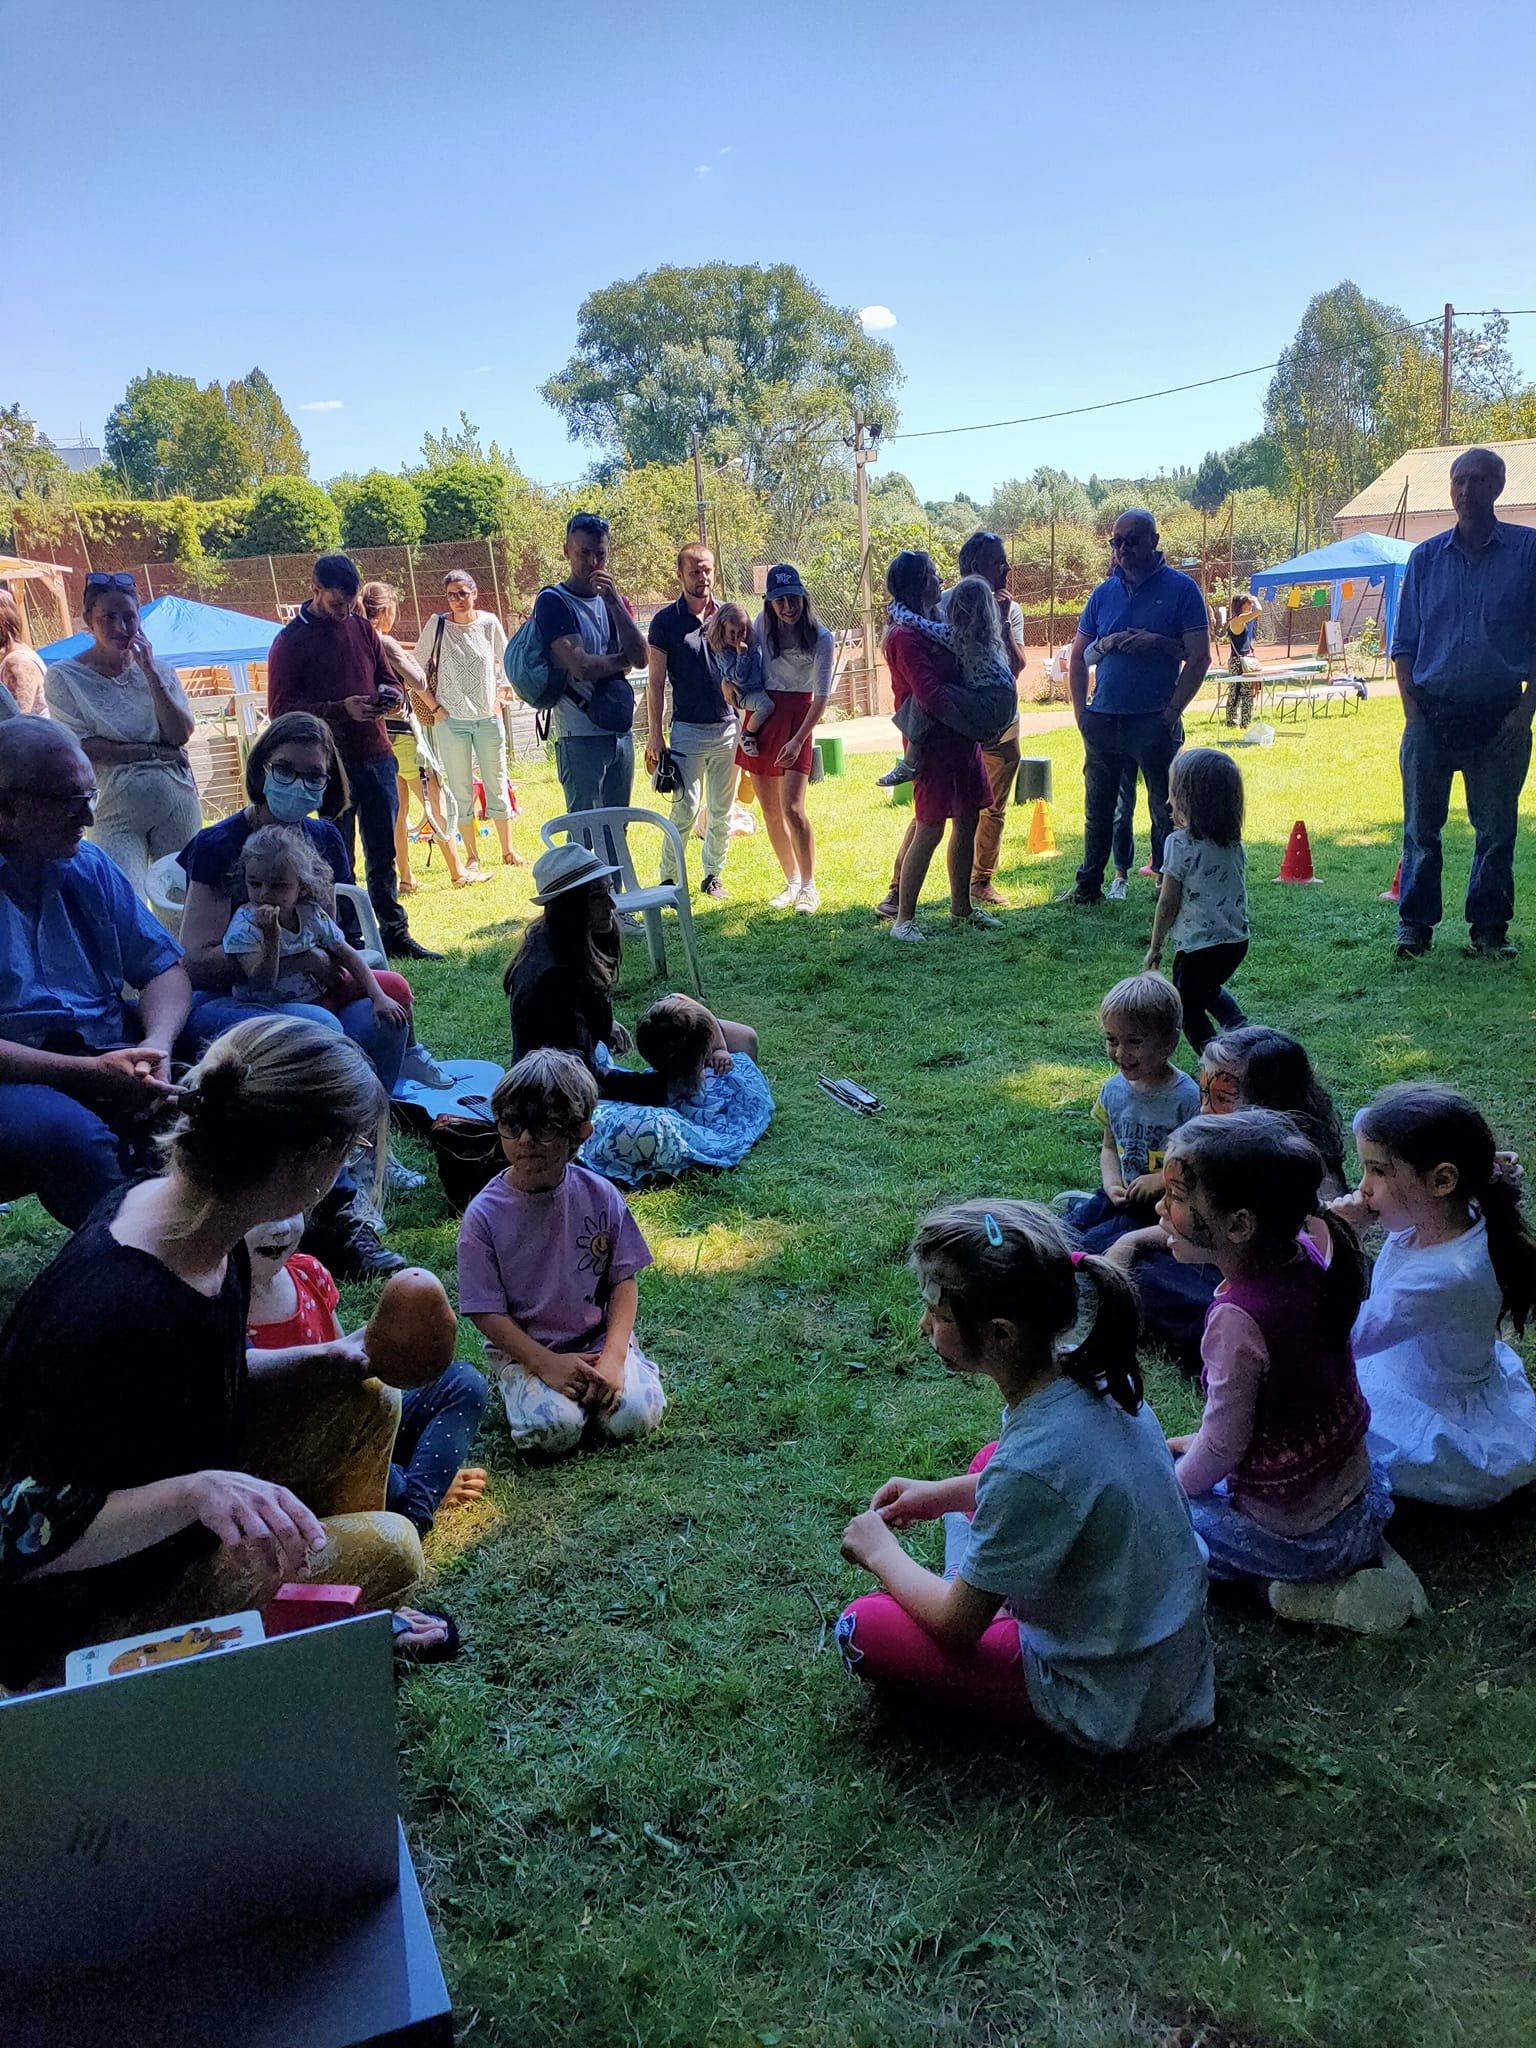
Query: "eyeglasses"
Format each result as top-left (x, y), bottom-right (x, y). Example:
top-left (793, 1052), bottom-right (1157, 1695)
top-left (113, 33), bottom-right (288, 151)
top-left (265, 763), bottom-right (328, 790)
top-left (345, 1135), bottom-right (377, 1172)
top-left (23, 785), bottom-right (100, 815)
top-left (496, 1115), bottom-right (581, 1141)
top-left (83, 571), bottom-right (137, 596)
top-left (1111, 533), bottom-right (1150, 552)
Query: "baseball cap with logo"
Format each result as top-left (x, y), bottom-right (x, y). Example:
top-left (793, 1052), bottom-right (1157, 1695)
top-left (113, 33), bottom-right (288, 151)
top-left (764, 564), bottom-right (807, 601)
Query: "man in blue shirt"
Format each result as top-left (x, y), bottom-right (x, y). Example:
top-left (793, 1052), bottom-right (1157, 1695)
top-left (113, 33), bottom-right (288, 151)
top-left (1390, 446), bottom-right (1536, 959)
top-left (0, 719), bottom-right (190, 1226)
top-left (1063, 510), bottom-right (1211, 903)
top-left (644, 542), bottom-right (737, 897)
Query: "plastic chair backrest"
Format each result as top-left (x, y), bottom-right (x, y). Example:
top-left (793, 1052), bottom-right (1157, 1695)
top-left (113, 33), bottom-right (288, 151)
top-left (336, 883), bottom-right (385, 963)
top-left (540, 807), bottom-right (684, 898)
top-left (146, 853), bottom-right (188, 936)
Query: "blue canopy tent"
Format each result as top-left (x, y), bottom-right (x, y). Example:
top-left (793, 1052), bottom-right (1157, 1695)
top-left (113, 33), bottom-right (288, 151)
top-left (1249, 532), bottom-right (1415, 650)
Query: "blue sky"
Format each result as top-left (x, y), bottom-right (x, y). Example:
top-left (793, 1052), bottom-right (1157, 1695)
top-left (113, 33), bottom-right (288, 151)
top-left (13, 0), bottom-right (1536, 504)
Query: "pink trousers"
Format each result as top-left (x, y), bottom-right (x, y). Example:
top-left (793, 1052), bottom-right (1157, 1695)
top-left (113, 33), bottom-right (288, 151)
top-left (836, 1443), bottom-right (1039, 1730)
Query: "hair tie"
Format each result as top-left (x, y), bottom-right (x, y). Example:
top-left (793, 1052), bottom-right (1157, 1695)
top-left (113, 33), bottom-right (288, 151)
top-left (983, 1212), bottom-right (1004, 1246)
top-left (1069, 1250), bottom-right (1086, 1268)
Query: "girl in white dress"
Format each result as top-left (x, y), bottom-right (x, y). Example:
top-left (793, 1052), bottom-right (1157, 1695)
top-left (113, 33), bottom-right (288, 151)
top-left (1342, 1085), bottom-right (1536, 1507)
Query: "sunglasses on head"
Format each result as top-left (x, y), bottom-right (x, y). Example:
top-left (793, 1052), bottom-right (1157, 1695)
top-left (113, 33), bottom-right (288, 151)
top-left (84, 571), bottom-right (137, 595)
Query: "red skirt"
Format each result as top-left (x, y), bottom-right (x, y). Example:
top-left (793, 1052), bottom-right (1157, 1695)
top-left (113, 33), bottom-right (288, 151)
top-left (736, 692), bottom-right (814, 778)
top-left (914, 728), bottom-right (989, 826)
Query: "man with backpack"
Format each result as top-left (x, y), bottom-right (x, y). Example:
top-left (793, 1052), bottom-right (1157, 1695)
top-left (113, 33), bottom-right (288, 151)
top-left (528, 513), bottom-right (648, 813)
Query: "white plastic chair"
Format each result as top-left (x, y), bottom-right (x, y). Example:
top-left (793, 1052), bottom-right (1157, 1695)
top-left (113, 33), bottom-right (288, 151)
top-left (540, 807), bottom-right (704, 996)
top-left (144, 853), bottom-right (386, 969)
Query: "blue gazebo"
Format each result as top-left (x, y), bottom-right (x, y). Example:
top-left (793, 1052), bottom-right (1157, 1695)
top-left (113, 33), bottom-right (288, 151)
top-left (1249, 532), bottom-right (1415, 649)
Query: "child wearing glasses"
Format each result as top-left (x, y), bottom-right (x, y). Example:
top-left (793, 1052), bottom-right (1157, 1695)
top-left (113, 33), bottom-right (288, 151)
top-left (457, 1049), bottom-right (666, 1455)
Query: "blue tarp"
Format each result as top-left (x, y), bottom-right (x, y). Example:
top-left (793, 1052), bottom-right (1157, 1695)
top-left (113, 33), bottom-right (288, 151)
top-left (39, 592), bottom-right (279, 669)
top-left (1250, 532), bottom-right (1415, 648)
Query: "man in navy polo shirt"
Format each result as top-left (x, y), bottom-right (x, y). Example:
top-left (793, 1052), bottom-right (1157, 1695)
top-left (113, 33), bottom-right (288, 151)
top-left (1064, 509), bottom-right (1211, 904)
top-left (644, 542), bottom-right (737, 897)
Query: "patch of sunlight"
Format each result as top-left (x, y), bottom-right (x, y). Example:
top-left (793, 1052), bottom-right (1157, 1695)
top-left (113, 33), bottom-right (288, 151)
top-left (423, 1491), bottom-right (507, 1567)
top-left (1362, 1033), bottom-right (1442, 1082)
top-left (1332, 827), bottom-right (1396, 849)
top-left (999, 1060), bottom-right (1102, 1110)
top-left (651, 1216), bottom-right (797, 1275)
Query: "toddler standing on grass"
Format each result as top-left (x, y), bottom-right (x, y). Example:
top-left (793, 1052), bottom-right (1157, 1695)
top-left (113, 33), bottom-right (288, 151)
top-left (1342, 1084), bottom-right (1536, 1507)
top-left (457, 1049), bottom-right (666, 1456)
top-left (1056, 972), bottom-right (1201, 1254)
top-left (1160, 1110), bottom-right (1427, 1633)
top-left (1144, 747), bottom-right (1249, 1054)
top-left (837, 1198), bottom-right (1213, 1749)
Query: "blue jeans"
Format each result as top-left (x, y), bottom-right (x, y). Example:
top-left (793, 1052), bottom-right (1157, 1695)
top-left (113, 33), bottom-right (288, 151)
top-left (554, 733), bottom-right (635, 815)
top-left (188, 990), bottom-right (408, 1095)
top-left (385, 1360), bottom-right (489, 1535)
top-left (0, 1083), bottom-right (144, 1227)
top-left (1189, 1464), bottom-right (1393, 1585)
top-left (1398, 713), bottom-right (1532, 942)
top-left (1077, 712), bottom-right (1181, 896)
top-left (339, 752), bottom-right (407, 948)
top-left (1112, 762), bottom-right (1139, 874)
top-left (437, 717), bottom-right (511, 826)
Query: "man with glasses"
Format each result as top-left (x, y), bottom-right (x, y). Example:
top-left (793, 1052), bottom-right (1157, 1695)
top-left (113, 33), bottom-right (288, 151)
top-left (267, 551), bottom-right (441, 960)
top-left (0, 718), bottom-right (191, 1226)
top-left (535, 513), bottom-right (648, 814)
top-left (1063, 510), bottom-right (1210, 904)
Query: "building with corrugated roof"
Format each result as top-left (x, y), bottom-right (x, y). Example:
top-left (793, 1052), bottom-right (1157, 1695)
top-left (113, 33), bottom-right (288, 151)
top-left (1334, 440), bottom-right (1536, 542)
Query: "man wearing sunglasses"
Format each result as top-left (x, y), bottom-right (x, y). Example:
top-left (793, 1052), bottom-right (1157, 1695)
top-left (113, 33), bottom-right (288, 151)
top-left (0, 719), bottom-right (190, 1226)
top-left (1064, 510), bottom-right (1210, 905)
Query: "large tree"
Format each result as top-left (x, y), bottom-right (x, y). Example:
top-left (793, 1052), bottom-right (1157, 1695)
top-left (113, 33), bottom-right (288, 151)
top-left (104, 367), bottom-right (307, 496)
top-left (163, 383), bottom-right (253, 498)
top-left (541, 263), bottom-right (901, 473)
top-left (226, 369), bottom-right (307, 479)
top-left (105, 372), bottom-right (200, 494)
top-left (0, 405), bottom-right (69, 502)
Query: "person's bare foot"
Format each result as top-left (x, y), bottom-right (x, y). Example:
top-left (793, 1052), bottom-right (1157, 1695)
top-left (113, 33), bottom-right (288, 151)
top-left (503, 849), bottom-right (529, 868)
top-left (441, 1467), bottom-right (488, 1510)
top-left (453, 867), bottom-right (493, 888)
top-left (398, 878), bottom-right (419, 895)
top-left (393, 1607), bottom-right (458, 1661)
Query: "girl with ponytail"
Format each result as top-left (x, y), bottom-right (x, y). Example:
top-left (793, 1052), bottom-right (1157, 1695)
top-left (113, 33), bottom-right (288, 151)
top-left (1161, 1112), bottom-right (1426, 1632)
top-left (1347, 1084), bottom-right (1536, 1506)
top-left (836, 1198), bottom-right (1214, 1751)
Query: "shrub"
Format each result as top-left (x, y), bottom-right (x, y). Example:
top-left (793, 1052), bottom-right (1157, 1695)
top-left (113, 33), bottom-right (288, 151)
top-left (342, 471), bottom-right (426, 549)
top-left (13, 495), bottom-right (206, 569)
top-left (195, 498), bottom-right (255, 556)
top-left (417, 461), bottom-right (510, 543)
top-left (228, 476), bottom-right (341, 557)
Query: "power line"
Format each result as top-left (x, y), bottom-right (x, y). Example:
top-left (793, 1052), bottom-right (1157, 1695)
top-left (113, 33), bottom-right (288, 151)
top-left (887, 309), bottom-right (1536, 445)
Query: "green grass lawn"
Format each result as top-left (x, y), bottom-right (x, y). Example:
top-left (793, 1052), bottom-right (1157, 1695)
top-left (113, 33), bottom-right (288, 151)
top-left (6, 696), bottom-right (1536, 2047)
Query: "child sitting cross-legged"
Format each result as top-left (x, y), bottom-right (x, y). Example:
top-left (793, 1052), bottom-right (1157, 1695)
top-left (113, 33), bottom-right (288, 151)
top-left (1161, 1110), bottom-right (1428, 1632)
top-left (457, 1049), bottom-right (666, 1455)
top-left (1056, 972), bottom-right (1201, 1254)
top-left (837, 1199), bottom-right (1214, 1750)
top-left (1341, 1084), bottom-right (1536, 1508)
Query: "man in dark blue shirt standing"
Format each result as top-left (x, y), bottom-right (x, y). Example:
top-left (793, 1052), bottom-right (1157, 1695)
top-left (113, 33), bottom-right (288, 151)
top-left (1390, 446), bottom-right (1536, 960)
top-left (1064, 510), bottom-right (1211, 904)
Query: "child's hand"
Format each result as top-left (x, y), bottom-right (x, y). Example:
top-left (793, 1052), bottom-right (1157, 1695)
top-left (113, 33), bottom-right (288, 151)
top-left (870, 1476), bottom-right (942, 1528)
top-left (1327, 1188), bottom-right (1373, 1232)
top-left (327, 1328), bottom-right (373, 1382)
top-left (841, 1508), bottom-right (898, 1572)
top-left (1123, 1172), bottom-right (1163, 1206)
top-left (579, 1348), bottom-right (625, 1415)
top-left (534, 1347), bottom-right (593, 1404)
top-left (253, 904), bottom-right (279, 932)
top-left (1166, 1433), bottom-right (1195, 1457)
top-left (708, 1047), bottom-right (734, 1077)
top-left (372, 994), bottom-right (410, 1029)
top-left (1142, 945), bottom-right (1162, 971)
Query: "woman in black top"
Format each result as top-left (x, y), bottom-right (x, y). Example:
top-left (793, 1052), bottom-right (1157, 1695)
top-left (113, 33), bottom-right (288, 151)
top-left (0, 1015), bottom-right (426, 1686)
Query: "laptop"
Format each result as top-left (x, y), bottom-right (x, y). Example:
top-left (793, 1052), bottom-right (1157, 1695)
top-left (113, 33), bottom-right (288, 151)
top-left (0, 1612), bottom-right (399, 1972)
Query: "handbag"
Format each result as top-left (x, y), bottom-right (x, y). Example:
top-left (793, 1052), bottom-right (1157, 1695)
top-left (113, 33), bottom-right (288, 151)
top-left (427, 1112), bottom-right (503, 1214)
top-left (652, 744), bottom-right (685, 796)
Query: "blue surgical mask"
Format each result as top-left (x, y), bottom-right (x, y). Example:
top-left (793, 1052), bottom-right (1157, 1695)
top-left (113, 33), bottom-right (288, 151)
top-left (265, 772), bottom-right (328, 820)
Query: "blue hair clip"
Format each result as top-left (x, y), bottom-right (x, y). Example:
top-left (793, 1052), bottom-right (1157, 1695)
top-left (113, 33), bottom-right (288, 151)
top-left (984, 1212), bottom-right (1004, 1246)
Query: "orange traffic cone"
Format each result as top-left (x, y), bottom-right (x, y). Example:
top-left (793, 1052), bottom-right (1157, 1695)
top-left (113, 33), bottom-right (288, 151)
top-left (1026, 799), bottom-right (1058, 856)
top-left (1379, 858), bottom-right (1402, 903)
top-left (1276, 819), bottom-right (1321, 885)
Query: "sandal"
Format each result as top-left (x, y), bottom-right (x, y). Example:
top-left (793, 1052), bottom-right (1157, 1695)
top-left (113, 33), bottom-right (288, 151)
top-left (452, 868), bottom-right (493, 887)
top-left (392, 1607), bottom-right (461, 1665)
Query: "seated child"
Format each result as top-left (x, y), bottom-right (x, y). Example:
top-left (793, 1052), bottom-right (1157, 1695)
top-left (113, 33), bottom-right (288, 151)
top-left (457, 1049), bottom-right (667, 1455)
top-left (1343, 1084), bottom-right (1536, 1507)
top-left (1162, 1109), bottom-right (1427, 1632)
top-left (633, 993), bottom-right (739, 1097)
top-left (879, 574), bottom-right (1018, 787)
top-left (1057, 972), bottom-right (1200, 1253)
top-left (225, 825), bottom-right (409, 1034)
top-left (1108, 1024), bottom-right (1347, 1371)
top-left (706, 603), bottom-right (775, 759)
top-left (244, 1214), bottom-right (488, 1536)
top-left (836, 1198), bottom-right (1214, 1750)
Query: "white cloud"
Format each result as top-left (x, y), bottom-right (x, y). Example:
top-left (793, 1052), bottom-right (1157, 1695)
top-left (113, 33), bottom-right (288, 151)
top-left (695, 164), bottom-right (712, 176)
top-left (719, 145), bottom-right (732, 154)
top-left (300, 399), bottom-right (344, 412)
top-left (859, 306), bottom-right (897, 331)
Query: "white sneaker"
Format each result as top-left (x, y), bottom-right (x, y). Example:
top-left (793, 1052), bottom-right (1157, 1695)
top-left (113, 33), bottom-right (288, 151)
top-left (769, 879), bottom-right (802, 909)
top-left (890, 919), bottom-right (925, 942)
top-left (1107, 876), bottom-right (1129, 901)
top-left (793, 882), bottom-right (820, 913)
top-left (955, 908), bottom-right (1002, 929)
top-left (1267, 1542), bottom-right (1430, 1635)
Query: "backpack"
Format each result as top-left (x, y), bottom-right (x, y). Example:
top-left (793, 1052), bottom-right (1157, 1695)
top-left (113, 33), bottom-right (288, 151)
top-left (503, 590), bottom-right (569, 712)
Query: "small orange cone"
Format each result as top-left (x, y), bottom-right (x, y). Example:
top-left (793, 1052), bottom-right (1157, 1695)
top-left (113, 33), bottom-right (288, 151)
top-left (1026, 799), bottom-right (1058, 856)
top-left (1275, 819), bottom-right (1321, 885)
top-left (1379, 858), bottom-right (1402, 903)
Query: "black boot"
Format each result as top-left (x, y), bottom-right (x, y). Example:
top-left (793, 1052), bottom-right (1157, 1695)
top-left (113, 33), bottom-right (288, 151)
top-left (386, 932), bottom-right (444, 962)
top-left (303, 1189), bottom-right (407, 1282)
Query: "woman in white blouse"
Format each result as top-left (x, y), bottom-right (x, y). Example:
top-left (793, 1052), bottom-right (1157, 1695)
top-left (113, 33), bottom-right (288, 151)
top-left (44, 572), bottom-right (200, 898)
top-left (413, 569), bottom-right (526, 870)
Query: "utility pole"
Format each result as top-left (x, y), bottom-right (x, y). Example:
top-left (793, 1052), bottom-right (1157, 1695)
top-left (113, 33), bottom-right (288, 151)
top-left (852, 411), bottom-right (876, 712)
top-left (690, 433), bottom-right (708, 546)
top-left (1439, 303), bottom-right (1454, 445)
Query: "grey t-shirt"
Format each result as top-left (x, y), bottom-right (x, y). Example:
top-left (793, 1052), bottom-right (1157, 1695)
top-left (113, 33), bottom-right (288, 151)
top-left (536, 585), bottom-right (619, 742)
top-left (1162, 830), bottom-right (1249, 952)
top-left (962, 1378), bottom-right (1214, 1752)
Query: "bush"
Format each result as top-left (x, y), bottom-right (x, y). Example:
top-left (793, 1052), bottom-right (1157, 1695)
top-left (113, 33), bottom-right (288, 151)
top-left (417, 461), bottom-right (511, 543)
top-left (228, 475), bottom-right (340, 557)
top-left (194, 498), bottom-right (255, 556)
top-left (341, 471), bottom-right (425, 549)
top-left (13, 495), bottom-right (206, 569)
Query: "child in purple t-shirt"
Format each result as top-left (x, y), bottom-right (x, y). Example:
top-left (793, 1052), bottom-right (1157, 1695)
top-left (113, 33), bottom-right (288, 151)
top-left (457, 1049), bottom-right (666, 1455)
